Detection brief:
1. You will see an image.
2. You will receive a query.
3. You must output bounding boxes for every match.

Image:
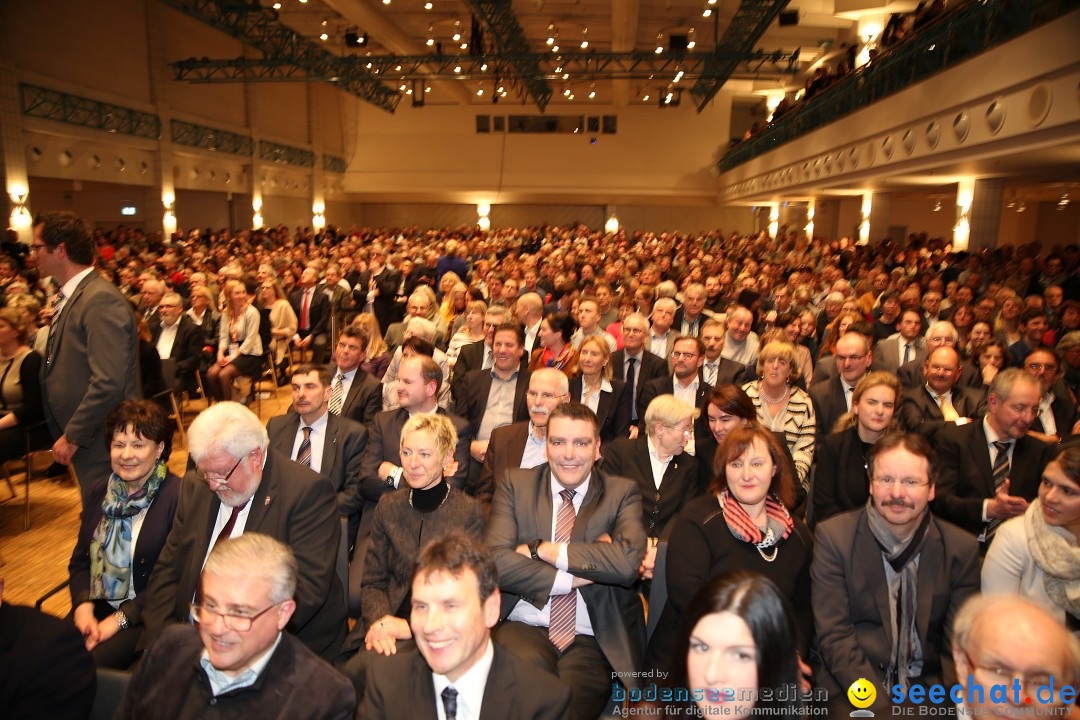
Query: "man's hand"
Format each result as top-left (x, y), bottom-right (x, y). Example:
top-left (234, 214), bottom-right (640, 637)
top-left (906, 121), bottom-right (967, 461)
top-left (52, 435), bottom-right (79, 465)
top-left (986, 478), bottom-right (1029, 520)
top-left (639, 543), bottom-right (658, 580)
top-left (470, 440), bottom-right (489, 463)
top-left (377, 461), bottom-right (398, 482)
top-left (364, 615), bottom-right (412, 656)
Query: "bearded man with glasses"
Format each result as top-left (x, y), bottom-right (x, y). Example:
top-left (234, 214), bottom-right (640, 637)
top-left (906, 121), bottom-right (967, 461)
top-left (119, 533), bottom-right (354, 718)
top-left (812, 432), bottom-right (980, 716)
top-left (138, 401), bottom-right (347, 663)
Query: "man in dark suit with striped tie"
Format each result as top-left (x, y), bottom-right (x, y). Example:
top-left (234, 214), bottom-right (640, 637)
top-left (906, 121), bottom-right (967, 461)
top-left (933, 368), bottom-right (1053, 543)
top-left (266, 364), bottom-right (368, 544)
top-left (610, 313), bottom-right (667, 428)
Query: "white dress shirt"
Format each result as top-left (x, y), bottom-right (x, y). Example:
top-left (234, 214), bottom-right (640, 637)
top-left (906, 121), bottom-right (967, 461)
top-left (290, 409), bottom-right (329, 474)
top-left (432, 640), bottom-right (495, 720)
top-left (507, 475), bottom-right (595, 637)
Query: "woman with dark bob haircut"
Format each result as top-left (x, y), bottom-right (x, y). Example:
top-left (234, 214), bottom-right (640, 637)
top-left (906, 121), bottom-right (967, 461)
top-left (646, 425), bottom-right (813, 676)
top-left (67, 400), bottom-right (180, 668)
top-left (528, 311), bottom-right (578, 376)
top-left (664, 571), bottom-right (804, 719)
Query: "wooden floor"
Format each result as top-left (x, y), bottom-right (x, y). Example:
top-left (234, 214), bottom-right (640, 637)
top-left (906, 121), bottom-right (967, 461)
top-left (0, 382), bottom-right (294, 616)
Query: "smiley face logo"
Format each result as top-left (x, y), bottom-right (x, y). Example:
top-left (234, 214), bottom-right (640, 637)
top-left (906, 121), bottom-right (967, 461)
top-left (848, 678), bottom-right (876, 709)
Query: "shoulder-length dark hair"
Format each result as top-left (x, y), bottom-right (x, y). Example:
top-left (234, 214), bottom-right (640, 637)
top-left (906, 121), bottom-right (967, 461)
top-left (668, 571), bottom-right (802, 719)
top-left (710, 425), bottom-right (795, 508)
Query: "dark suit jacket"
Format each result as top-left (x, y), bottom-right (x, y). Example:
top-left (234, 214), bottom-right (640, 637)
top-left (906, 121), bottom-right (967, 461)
top-left (611, 349), bottom-right (667, 418)
top-left (0, 603), bottom-right (96, 720)
top-left (897, 385), bottom-right (988, 441)
top-left (290, 286), bottom-right (331, 338)
top-left (1031, 380), bottom-right (1078, 436)
top-left (139, 450), bottom-right (347, 661)
top-left (335, 366), bottom-right (382, 427)
top-left (811, 508), bottom-right (980, 714)
top-left (356, 407), bottom-right (474, 535)
top-left (451, 339), bottom-right (487, 403)
top-left (811, 427), bottom-right (870, 527)
top-left (812, 355), bottom-right (838, 387)
top-left (354, 266), bottom-right (402, 336)
top-left (477, 421), bottom-right (532, 500)
top-left (898, 355), bottom-right (981, 392)
top-left (68, 472), bottom-right (181, 627)
top-left (41, 270), bottom-right (140, 470)
top-left (636, 376), bottom-right (713, 453)
top-left (933, 420), bottom-right (1052, 534)
top-left (266, 411), bottom-right (369, 518)
top-left (485, 465), bottom-right (647, 686)
top-left (809, 375), bottom-right (851, 440)
top-left (361, 644), bottom-right (571, 720)
top-left (120, 625), bottom-right (354, 720)
top-left (150, 315), bottom-right (204, 378)
top-left (569, 375), bottom-right (632, 444)
top-left (600, 436), bottom-right (701, 538)
top-left (704, 357), bottom-right (747, 387)
top-left (453, 368), bottom-right (531, 437)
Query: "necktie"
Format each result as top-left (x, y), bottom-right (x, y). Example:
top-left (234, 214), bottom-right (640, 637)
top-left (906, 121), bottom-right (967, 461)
top-left (45, 291), bottom-right (65, 360)
top-left (296, 426), bottom-right (313, 467)
top-left (902, 342), bottom-right (911, 365)
top-left (329, 374), bottom-right (344, 415)
top-left (844, 385), bottom-right (854, 411)
top-left (984, 440), bottom-right (1012, 540)
top-left (212, 503), bottom-right (245, 550)
top-left (483, 346), bottom-right (493, 370)
top-left (626, 358), bottom-right (638, 421)
top-left (301, 289), bottom-right (311, 330)
top-left (936, 393), bottom-right (959, 422)
top-left (705, 362), bottom-right (717, 386)
top-left (441, 687), bottom-right (458, 720)
top-left (549, 488), bottom-right (577, 652)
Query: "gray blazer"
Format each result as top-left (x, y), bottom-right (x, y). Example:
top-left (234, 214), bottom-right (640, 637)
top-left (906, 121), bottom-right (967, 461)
top-left (811, 508), bottom-right (980, 714)
top-left (484, 464), bottom-right (647, 686)
top-left (41, 270), bottom-right (140, 468)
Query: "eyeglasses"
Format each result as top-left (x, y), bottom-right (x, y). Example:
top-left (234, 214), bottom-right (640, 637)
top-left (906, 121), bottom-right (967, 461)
top-left (663, 425), bottom-right (693, 437)
top-left (190, 601), bottom-right (280, 632)
top-left (196, 455), bottom-right (245, 489)
top-left (1026, 362), bottom-right (1058, 374)
top-left (871, 476), bottom-right (930, 488)
top-left (671, 351), bottom-right (699, 359)
top-left (836, 353), bottom-right (868, 363)
top-left (961, 649), bottom-right (1055, 691)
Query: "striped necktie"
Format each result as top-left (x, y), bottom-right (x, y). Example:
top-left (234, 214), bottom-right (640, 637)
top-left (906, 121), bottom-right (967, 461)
top-left (329, 373), bottom-right (344, 415)
top-left (549, 488), bottom-right (577, 652)
top-left (983, 440), bottom-right (1012, 540)
top-left (46, 290), bottom-right (66, 360)
top-left (296, 426), bottom-right (313, 467)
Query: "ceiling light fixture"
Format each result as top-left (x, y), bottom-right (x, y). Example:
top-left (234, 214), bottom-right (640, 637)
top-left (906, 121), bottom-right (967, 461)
top-left (687, 28), bottom-right (696, 49)
top-left (655, 33), bottom-right (664, 53)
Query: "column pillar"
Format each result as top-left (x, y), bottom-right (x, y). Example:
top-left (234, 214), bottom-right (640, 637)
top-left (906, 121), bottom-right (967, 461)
top-left (967, 178), bottom-right (1004, 251)
top-left (0, 55), bottom-right (32, 243)
top-left (308, 84), bottom-right (325, 233)
top-left (865, 191), bottom-right (892, 244)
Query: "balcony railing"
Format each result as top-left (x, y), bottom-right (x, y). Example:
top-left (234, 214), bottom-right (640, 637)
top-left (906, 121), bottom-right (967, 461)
top-left (718, 0), bottom-right (1079, 172)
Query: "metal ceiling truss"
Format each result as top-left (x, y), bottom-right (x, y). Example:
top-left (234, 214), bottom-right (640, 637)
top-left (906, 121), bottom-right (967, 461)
top-left (461, 0), bottom-right (552, 110)
top-left (691, 0), bottom-right (792, 111)
top-left (173, 48), bottom-right (799, 85)
top-left (159, 0), bottom-right (400, 113)
top-left (20, 83), bottom-right (162, 139)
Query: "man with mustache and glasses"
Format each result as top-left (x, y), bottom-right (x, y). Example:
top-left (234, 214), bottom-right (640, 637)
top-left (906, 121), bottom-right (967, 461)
top-left (812, 433), bottom-right (980, 716)
top-left (476, 369), bottom-right (570, 496)
top-left (139, 402), bottom-right (347, 662)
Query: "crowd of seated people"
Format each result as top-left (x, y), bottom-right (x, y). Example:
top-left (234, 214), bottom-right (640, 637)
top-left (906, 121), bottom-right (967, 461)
top-left (7, 215), bottom-right (1080, 719)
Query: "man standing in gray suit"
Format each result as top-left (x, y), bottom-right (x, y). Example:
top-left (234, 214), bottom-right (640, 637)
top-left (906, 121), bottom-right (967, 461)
top-left (35, 212), bottom-right (139, 504)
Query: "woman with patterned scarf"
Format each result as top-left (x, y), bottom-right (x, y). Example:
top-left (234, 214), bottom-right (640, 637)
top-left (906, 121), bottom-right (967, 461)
top-left (646, 425), bottom-right (814, 677)
top-left (983, 444), bottom-right (1080, 632)
top-left (67, 400), bottom-right (180, 668)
